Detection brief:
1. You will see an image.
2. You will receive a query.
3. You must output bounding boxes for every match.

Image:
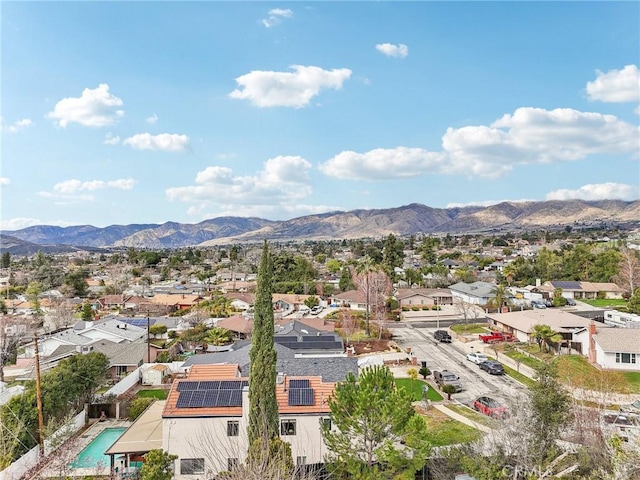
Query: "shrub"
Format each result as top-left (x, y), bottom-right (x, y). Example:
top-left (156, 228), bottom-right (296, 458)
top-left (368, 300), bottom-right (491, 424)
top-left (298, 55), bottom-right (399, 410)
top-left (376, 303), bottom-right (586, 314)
top-left (149, 324), bottom-right (167, 335)
top-left (419, 366), bottom-right (431, 379)
top-left (129, 397), bottom-right (154, 420)
top-left (411, 306), bottom-right (420, 311)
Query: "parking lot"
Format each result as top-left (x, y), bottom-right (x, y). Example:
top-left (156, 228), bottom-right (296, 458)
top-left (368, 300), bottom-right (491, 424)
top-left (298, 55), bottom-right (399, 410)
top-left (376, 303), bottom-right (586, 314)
top-left (390, 324), bottom-right (528, 407)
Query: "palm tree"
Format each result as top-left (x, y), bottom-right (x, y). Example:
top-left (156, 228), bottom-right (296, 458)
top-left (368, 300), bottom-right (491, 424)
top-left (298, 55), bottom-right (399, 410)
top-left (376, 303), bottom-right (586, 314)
top-left (355, 256), bottom-right (379, 337)
top-left (531, 324), bottom-right (563, 353)
top-left (489, 284), bottom-right (511, 313)
top-left (204, 327), bottom-right (233, 346)
top-left (441, 384), bottom-right (457, 401)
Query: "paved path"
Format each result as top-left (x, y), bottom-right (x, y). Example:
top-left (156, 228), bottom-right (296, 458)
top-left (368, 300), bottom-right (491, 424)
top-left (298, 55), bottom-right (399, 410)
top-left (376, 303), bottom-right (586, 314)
top-left (432, 403), bottom-right (494, 433)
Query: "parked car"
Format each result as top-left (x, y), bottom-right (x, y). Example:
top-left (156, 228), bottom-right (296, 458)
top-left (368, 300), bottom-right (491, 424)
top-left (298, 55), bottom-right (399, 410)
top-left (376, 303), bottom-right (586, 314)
top-left (433, 330), bottom-right (452, 343)
top-left (479, 331), bottom-right (516, 344)
top-left (467, 352), bottom-right (489, 364)
top-left (565, 298), bottom-right (576, 306)
top-left (531, 300), bottom-right (547, 309)
top-left (620, 399), bottom-right (640, 415)
top-left (310, 306), bottom-right (323, 315)
top-left (433, 370), bottom-right (463, 392)
top-left (479, 360), bottom-right (505, 375)
top-left (473, 396), bottom-right (507, 418)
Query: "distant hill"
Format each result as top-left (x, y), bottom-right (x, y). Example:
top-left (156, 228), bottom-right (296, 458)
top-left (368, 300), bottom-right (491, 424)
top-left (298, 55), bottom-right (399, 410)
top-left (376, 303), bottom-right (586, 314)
top-left (1, 200), bottom-right (638, 253)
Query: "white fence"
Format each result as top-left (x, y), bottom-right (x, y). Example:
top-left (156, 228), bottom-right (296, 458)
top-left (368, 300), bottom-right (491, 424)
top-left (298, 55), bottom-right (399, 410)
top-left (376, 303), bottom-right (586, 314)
top-left (0, 409), bottom-right (85, 480)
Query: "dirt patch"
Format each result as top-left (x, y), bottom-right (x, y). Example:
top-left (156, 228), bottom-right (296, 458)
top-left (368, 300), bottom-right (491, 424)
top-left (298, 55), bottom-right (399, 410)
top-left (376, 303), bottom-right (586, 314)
top-left (351, 339), bottom-right (393, 355)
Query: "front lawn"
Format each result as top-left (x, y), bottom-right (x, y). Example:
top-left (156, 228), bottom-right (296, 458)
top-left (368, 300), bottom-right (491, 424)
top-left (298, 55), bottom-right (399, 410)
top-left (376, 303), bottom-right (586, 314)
top-left (395, 378), bottom-right (443, 401)
top-left (450, 323), bottom-right (490, 335)
top-left (445, 404), bottom-right (498, 428)
top-left (502, 364), bottom-right (537, 388)
top-left (137, 389), bottom-right (169, 400)
top-left (502, 349), bottom-right (546, 370)
top-left (556, 355), bottom-right (640, 394)
top-left (580, 299), bottom-right (628, 308)
top-left (419, 410), bottom-right (482, 446)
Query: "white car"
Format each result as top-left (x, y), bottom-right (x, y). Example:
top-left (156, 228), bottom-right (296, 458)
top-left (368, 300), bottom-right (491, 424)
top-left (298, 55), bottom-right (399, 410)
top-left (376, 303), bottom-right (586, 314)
top-left (467, 352), bottom-right (489, 364)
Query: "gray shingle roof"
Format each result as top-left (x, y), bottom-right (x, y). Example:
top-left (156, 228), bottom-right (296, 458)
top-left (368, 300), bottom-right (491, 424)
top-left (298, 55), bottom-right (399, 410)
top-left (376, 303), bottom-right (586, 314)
top-left (449, 281), bottom-right (496, 298)
top-left (593, 328), bottom-right (640, 354)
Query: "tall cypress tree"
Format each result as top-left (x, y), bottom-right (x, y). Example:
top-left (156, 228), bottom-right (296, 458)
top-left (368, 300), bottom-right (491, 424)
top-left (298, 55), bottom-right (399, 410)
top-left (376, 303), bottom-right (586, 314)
top-left (248, 241), bottom-right (279, 447)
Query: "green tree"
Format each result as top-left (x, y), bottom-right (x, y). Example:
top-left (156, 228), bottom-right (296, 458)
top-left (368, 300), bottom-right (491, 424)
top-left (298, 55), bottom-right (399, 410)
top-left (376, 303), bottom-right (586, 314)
top-left (304, 295), bottom-right (319, 309)
top-left (129, 397), bottom-right (154, 420)
top-left (530, 362), bottom-right (572, 463)
top-left (247, 242), bottom-right (279, 448)
top-left (531, 324), bottom-right (563, 352)
top-left (204, 327), bottom-right (233, 346)
top-left (1, 252), bottom-right (10, 269)
top-left (441, 384), bottom-right (457, 401)
top-left (26, 281), bottom-right (43, 318)
top-left (80, 301), bottom-right (94, 321)
top-left (628, 288), bottom-right (640, 315)
top-left (322, 366), bottom-right (430, 480)
top-left (552, 287), bottom-right (567, 307)
top-left (326, 258), bottom-right (341, 274)
top-left (488, 284), bottom-right (510, 312)
top-left (339, 266), bottom-right (355, 292)
top-left (139, 449), bottom-right (177, 480)
top-left (382, 233), bottom-right (405, 276)
top-left (355, 256), bottom-right (379, 337)
top-left (62, 269), bottom-right (89, 297)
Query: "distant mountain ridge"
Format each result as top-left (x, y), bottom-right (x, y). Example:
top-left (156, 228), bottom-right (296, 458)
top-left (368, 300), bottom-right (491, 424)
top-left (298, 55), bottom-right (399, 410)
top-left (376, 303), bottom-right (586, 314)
top-left (1, 200), bottom-right (638, 253)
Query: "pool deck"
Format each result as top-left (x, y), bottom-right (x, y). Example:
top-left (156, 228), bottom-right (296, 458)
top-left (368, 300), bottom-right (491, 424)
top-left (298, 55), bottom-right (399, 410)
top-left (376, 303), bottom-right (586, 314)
top-left (37, 418), bottom-right (132, 478)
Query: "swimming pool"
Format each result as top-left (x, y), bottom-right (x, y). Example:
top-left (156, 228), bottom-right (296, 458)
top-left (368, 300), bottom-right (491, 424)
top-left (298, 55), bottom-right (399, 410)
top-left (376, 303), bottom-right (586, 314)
top-left (71, 427), bottom-right (126, 469)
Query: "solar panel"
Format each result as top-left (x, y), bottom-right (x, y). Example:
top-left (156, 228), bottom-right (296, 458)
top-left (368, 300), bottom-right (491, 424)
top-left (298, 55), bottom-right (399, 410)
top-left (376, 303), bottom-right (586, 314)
top-left (288, 388), bottom-right (315, 406)
top-left (301, 336), bottom-right (336, 342)
top-left (199, 381), bottom-right (221, 390)
top-left (229, 390), bottom-right (243, 406)
top-left (190, 390), bottom-right (206, 407)
top-left (177, 381), bottom-right (200, 391)
top-left (289, 379), bottom-right (310, 388)
top-left (219, 380), bottom-right (245, 390)
top-left (275, 336), bottom-right (298, 343)
top-left (202, 390), bottom-right (219, 407)
top-left (176, 391), bottom-right (193, 408)
top-left (217, 389), bottom-right (233, 406)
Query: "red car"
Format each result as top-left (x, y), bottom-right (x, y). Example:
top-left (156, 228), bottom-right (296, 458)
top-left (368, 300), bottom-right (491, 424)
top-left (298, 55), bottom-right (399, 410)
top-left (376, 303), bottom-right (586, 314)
top-left (473, 396), bottom-right (507, 418)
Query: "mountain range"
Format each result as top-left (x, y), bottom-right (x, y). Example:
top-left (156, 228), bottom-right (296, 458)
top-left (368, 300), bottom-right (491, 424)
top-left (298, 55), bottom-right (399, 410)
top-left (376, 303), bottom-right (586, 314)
top-left (1, 200), bottom-right (638, 254)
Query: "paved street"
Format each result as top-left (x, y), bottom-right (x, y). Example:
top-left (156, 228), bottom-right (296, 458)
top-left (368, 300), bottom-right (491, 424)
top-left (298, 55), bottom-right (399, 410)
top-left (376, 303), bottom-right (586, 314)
top-left (390, 324), bottom-right (528, 407)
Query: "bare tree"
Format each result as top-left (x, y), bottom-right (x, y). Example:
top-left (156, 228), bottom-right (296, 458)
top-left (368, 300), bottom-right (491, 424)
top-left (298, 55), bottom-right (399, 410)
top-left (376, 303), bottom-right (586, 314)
top-left (0, 315), bottom-right (29, 383)
top-left (613, 247), bottom-right (640, 295)
top-left (49, 299), bottom-right (77, 330)
top-left (339, 308), bottom-right (357, 346)
top-left (454, 298), bottom-right (481, 327)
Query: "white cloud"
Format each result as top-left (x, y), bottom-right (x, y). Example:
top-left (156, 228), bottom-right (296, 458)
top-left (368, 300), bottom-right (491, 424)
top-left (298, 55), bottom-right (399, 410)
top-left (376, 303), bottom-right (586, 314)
top-left (262, 8), bottom-right (293, 28)
top-left (375, 43), bottom-right (409, 58)
top-left (103, 133), bottom-right (121, 145)
top-left (586, 65), bottom-right (640, 103)
top-left (0, 177), bottom-right (10, 186)
top-left (166, 156), bottom-right (315, 218)
top-left (2, 118), bottom-right (35, 133)
top-left (0, 217), bottom-right (45, 230)
top-left (47, 84), bottom-right (124, 127)
top-left (442, 107), bottom-right (639, 178)
top-left (123, 133), bottom-right (190, 152)
top-left (229, 65), bottom-right (352, 108)
top-left (146, 113), bottom-right (158, 124)
top-left (319, 107), bottom-right (639, 181)
top-left (51, 178), bottom-right (136, 194)
top-left (319, 147), bottom-right (446, 180)
top-left (546, 183), bottom-right (640, 202)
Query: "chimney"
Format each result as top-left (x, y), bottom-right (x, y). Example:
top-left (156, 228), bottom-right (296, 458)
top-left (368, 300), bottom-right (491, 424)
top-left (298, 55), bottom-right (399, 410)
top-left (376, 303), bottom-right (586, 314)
top-left (535, 278), bottom-right (541, 287)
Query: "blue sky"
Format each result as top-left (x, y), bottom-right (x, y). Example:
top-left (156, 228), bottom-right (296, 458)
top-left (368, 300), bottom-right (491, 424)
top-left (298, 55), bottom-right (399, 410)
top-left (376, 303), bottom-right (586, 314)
top-left (2, 1), bottom-right (639, 230)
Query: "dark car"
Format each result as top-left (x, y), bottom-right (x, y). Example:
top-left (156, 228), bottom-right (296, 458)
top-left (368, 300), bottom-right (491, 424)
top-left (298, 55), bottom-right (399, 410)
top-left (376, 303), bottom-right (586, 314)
top-left (433, 330), bottom-right (452, 343)
top-left (565, 298), bottom-right (576, 306)
top-left (479, 360), bottom-right (505, 375)
top-left (433, 370), bottom-right (463, 392)
top-left (473, 396), bottom-right (507, 418)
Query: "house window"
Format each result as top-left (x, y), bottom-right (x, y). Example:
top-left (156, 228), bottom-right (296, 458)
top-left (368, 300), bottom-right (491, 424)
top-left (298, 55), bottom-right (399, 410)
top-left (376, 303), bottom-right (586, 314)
top-left (180, 458), bottom-right (204, 475)
top-left (296, 456), bottom-right (307, 466)
top-left (227, 420), bottom-right (239, 437)
top-left (227, 458), bottom-right (239, 471)
top-left (322, 418), bottom-right (332, 431)
top-left (116, 366), bottom-right (128, 377)
top-left (281, 420), bottom-right (296, 436)
top-left (616, 353), bottom-right (637, 364)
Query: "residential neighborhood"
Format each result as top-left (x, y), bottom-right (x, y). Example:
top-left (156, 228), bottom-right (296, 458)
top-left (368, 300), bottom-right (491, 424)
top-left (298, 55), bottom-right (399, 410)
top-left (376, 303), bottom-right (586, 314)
top-left (0, 229), bottom-right (639, 480)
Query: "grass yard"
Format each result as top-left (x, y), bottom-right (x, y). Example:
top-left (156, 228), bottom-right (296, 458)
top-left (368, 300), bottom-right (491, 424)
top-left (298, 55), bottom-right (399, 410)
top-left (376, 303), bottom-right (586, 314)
top-left (556, 355), bottom-right (640, 394)
top-left (580, 299), bottom-right (628, 308)
top-left (395, 378), bottom-right (443, 401)
top-left (450, 323), bottom-right (490, 335)
top-left (420, 409), bottom-right (482, 446)
top-left (445, 404), bottom-right (498, 428)
top-left (502, 364), bottom-right (537, 388)
top-left (502, 349), bottom-right (545, 370)
top-left (137, 389), bottom-right (169, 400)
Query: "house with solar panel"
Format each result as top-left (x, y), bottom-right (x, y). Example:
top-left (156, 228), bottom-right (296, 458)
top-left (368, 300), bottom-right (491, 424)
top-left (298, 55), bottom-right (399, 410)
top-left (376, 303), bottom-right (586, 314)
top-left (162, 364), bottom-right (335, 478)
top-left (539, 281), bottom-right (626, 300)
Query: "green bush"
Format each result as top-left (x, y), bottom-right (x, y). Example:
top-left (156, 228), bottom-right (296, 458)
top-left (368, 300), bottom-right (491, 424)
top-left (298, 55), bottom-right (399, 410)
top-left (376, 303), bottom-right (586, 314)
top-left (149, 324), bottom-right (167, 335)
top-left (411, 306), bottom-right (420, 311)
top-left (129, 397), bottom-right (154, 420)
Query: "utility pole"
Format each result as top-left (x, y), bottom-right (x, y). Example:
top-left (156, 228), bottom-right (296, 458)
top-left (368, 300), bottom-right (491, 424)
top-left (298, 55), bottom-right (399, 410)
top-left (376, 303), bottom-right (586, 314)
top-left (33, 336), bottom-right (45, 456)
top-left (146, 312), bottom-right (151, 363)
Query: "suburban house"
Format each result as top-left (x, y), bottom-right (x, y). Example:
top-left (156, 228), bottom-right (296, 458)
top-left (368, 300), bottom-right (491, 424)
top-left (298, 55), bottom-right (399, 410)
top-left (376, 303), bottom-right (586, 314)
top-left (215, 315), bottom-right (254, 338)
top-left (485, 309), bottom-right (593, 349)
top-left (539, 281), bottom-right (626, 300)
top-left (161, 364), bottom-right (336, 478)
top-left (148, 293), bottom-right (202, 311)
top-left (329, 290), bottom-right (367, 310)
top-left (394, 288), bottom-right (453, 308)
top-left (449, 281), bottom-right (497, 305)
top-left (573, 323), bottom-right (640, 372)
top-left (272, 294), bottom-right (315, 314)
top-left (226, 293), bottom-right (255, 312)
